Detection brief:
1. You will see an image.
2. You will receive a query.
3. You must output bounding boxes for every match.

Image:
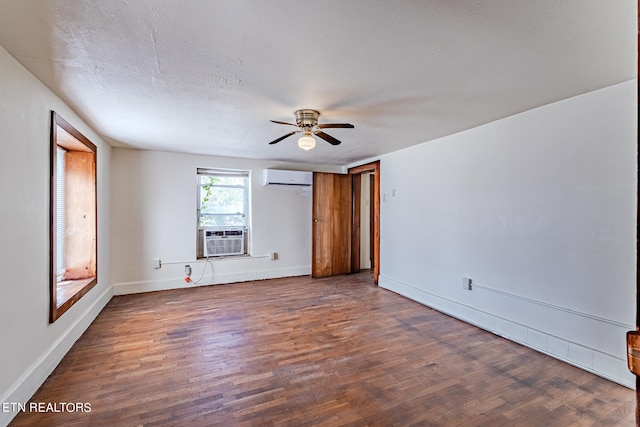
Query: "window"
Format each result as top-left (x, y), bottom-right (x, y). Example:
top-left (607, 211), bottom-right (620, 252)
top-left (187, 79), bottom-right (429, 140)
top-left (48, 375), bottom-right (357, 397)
top-left (50, 112), bottom-right (97, 322)
top-left (197, 168), bottom-right (249, 257)
top-left (55, 146), bottom-right (66, 281)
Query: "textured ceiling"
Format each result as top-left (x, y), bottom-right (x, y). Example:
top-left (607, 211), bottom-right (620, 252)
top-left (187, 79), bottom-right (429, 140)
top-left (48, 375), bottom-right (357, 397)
top-left (0, 1), bottom-right (635, 165)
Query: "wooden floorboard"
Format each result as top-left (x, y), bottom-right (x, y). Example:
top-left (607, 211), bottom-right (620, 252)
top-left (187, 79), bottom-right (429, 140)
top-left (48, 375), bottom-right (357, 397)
top-left (10, 272), bottom-right (636, 426)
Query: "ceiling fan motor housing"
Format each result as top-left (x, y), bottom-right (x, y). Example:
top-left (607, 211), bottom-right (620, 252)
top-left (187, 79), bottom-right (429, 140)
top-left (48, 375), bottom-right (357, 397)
top-left (295, 109), bottom-right (320, 130)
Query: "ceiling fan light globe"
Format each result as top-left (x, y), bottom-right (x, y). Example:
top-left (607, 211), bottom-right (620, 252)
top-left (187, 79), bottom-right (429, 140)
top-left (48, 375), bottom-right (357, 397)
top-left (298, 136), bottom-right (316, 151)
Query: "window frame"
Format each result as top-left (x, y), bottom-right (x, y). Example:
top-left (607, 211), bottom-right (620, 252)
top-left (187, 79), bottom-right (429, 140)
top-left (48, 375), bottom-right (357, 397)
top-left (196, 168), bottom-right (250, 258)
top-left (50, 112), bottom-right (98, 322)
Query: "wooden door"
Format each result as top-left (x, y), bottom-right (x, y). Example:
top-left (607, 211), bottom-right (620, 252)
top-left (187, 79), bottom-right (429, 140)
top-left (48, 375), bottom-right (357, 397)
top-left (312, 172), bottom-right (353, 278)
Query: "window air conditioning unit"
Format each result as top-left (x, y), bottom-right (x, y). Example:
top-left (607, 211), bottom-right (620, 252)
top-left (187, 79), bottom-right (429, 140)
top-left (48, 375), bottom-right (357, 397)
top-left (203, 228), bottom-right (244, 257)
top-left (263, 169), bottom-right (312, 186)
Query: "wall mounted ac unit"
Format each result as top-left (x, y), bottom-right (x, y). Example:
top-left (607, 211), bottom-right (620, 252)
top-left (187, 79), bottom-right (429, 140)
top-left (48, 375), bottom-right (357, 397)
top-left (263, 169), bottom-right (312, 186)
top-left (203, 228), bottom-right (244, 257)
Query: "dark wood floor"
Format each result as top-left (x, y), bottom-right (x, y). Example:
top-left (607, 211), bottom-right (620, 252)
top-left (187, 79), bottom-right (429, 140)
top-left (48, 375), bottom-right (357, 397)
top-left (11, 272), bottom-right (635, 426)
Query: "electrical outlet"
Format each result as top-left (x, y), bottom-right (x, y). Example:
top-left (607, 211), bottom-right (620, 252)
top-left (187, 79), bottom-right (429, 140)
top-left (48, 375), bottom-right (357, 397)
top-left (185, 265), bottom-right (191, 276)
top-left (462, 277), bottom-right (472, 291)
top-left (153, 259), bottom-right (161, 269)
top-left (269, 252), bottom-right (277, 260)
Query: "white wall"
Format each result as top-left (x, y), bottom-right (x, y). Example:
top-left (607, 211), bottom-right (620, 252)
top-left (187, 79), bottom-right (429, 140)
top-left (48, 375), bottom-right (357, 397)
top-left (111, 148), bottom-right (342, 294)
top-left (377, 80), bottom-right (637, 387)
top-left (0, 46), bottom-right (112, 426)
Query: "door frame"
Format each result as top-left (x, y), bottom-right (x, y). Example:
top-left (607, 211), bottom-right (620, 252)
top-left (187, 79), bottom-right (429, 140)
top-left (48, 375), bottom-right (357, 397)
top-left (348, 160), bottom-right (380, 284)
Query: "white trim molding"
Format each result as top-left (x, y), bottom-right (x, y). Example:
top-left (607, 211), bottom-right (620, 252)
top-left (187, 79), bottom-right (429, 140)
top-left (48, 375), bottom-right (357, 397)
top-left (113, 266), bottom-right (311, 295)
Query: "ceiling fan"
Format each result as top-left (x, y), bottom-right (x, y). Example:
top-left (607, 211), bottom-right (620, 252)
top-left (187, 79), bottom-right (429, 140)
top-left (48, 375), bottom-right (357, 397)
top-left (269, 109), bottom-right (354, 150)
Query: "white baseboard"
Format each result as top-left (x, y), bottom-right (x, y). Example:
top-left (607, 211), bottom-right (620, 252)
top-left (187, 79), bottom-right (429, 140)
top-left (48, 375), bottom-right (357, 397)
top-left (0, 285), bottom-right (113, 427)
top-left (113, 266), bottom-right (311, 295)
top-left (378, 274), bottom-right (636, 389)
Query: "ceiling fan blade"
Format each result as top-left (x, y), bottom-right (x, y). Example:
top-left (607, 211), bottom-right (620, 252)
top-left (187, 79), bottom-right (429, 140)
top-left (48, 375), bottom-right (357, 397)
top-left (316, 123), bottom-right (354, 129)
top-left (315, 131), bottom-right (342, 145)
top-left (270, 120), bottom-right (298, 127)
top-left (268, 131), bottom-right (299, 145)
